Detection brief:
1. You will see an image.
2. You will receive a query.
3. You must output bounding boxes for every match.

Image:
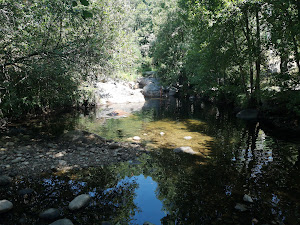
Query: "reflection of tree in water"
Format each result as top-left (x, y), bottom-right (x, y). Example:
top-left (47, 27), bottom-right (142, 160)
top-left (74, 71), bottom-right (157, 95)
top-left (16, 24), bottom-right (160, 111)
top-left (147, 120), bottom-right (300, 224)
top-left (2, 101), bottom-right (300, 224)
top-left (108, 106), bottom-right (300, 225)
top-left (0, 167), bottom-right (138, 225)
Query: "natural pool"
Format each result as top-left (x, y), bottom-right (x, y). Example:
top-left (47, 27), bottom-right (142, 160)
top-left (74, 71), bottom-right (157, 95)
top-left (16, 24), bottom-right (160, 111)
top-left (1, 98), bottom-right (300, 224)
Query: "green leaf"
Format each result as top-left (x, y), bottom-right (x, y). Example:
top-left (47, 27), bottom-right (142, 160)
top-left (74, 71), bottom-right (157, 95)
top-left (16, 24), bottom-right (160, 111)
top-left (72, 1), bottom-right (78, 7)
top-left (82, 10), bottom-right (93, 19)
top-left (80, 0), bottom-right (89, 6)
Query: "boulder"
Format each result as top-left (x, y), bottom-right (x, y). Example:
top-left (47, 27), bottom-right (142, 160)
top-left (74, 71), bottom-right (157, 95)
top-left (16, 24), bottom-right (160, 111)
top-left (139, 77), bottom-right (159, 88)
top-left (49, 219), bottom-right (74, 225)
top-left (68, 194), bottom-right (91, 211)
top-left (173, 147), bottom-right (197, 155)
top-left (0, 200), bottom-right (13, 214)
top-left (143, 83), bottom-right (161, 98)
top-left (95, 81), bottom-right (145, 105)
top-left (236, 109), bottom-right (259, 120)
top-left (39, 208), bottom-right (60, 220)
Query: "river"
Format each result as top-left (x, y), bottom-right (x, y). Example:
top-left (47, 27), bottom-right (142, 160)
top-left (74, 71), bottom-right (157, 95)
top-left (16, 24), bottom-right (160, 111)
top-left (0, 98), bottom-right (299, 224)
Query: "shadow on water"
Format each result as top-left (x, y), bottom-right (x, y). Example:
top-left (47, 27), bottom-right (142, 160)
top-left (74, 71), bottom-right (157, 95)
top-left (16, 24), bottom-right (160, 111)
top-left (1, 98), bottom-right (300, 224)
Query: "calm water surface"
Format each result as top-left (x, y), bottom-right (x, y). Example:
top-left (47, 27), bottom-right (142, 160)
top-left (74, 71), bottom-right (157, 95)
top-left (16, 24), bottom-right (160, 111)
top-left (1, 98), bottom-right (300, 225)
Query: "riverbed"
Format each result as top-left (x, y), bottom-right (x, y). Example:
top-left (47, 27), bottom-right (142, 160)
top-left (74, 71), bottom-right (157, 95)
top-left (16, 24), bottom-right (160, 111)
top-left (0, 98), bottom-right (300, 225)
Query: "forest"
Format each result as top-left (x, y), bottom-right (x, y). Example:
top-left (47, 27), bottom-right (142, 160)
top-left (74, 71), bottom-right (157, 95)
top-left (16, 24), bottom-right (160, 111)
top-left (0, 0), bottom-right (299, 121)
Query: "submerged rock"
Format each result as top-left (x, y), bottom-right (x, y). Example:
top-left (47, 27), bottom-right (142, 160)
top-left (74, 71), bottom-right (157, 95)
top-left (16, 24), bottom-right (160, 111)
top-left (0, 175), bottom-right (12, 186)
top-left (0, 200), bottom-right (13, 213)
top-left (133, 136), bottom-right (141, 141)
top-left (243, 194), bottom-right (254, 203)
top-left (235, 203), bottom-right (248, 212)
top-left (183, 136), bottom-right (192, 140)
top-left (236, 109), bottom-right (258, 120)
top-left (49, 218), bottom-right (73, 225)
top-left (18, 188), bottom-right (34, 196)
top-left (39, 208), bottom-right (60, 220)
top-left (173, 147), bottom-right (196, 155)
top-left (68, 194), bottom-right (91, 211)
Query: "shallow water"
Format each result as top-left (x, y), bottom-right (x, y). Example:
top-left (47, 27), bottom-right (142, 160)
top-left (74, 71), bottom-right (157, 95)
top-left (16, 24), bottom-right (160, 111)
top-left (1, 98), bottom-right (300, 225)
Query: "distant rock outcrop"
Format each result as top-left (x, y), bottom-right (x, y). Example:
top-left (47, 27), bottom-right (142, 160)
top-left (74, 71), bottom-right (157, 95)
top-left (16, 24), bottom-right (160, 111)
top-left (95, 81), bottom-right (145, 105)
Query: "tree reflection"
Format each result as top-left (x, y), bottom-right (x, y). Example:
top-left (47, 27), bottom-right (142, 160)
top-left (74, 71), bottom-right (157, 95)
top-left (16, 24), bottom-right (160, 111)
top-left (0, 167), bottom-right (138, 225)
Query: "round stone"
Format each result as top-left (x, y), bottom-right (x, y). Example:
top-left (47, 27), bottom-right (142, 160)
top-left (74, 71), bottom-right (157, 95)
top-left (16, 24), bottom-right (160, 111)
top-left (0, 200), bottom-right (13, 214)
top-left (68, 194), bottom-right (91, 211)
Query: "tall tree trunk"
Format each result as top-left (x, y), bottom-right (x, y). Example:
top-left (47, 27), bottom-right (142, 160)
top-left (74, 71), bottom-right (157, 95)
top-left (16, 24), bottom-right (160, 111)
top-left (243, 9), bottom-right (254, 94)
top-left (280, 50), bottom-right (289, 74)
top-left (232, 27), bottom-right (248, 98)
top-left (292, 35), bottom-right (300, 74)
top-left (255, 5), bottom-right (261, 105)
top-left (249, 64), bottom-right (254, 94)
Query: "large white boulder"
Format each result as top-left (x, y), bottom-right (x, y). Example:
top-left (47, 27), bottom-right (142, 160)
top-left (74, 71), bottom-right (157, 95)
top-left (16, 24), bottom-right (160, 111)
top-left (95, 81), bottom-right (145, 105)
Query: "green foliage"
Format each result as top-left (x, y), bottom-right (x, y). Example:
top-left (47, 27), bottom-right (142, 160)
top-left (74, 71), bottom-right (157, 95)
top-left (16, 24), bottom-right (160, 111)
top-left (151, 0), bottom-right (300, 112)
top-left (0, 0), bottom-right (142, 118)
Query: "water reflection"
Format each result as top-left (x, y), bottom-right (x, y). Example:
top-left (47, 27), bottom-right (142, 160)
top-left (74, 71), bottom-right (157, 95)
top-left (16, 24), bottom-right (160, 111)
top-left (1, 99), bottom-right (300, 224)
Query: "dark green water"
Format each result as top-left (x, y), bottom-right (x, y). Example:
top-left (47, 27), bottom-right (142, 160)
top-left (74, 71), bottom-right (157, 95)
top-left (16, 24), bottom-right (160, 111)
top-left (1, 98), bottom-right (300, 224)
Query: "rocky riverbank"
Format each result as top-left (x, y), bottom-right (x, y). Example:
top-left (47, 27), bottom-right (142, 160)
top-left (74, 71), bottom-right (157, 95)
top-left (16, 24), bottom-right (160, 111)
top-left (0, 130), bottom-right (147, 178)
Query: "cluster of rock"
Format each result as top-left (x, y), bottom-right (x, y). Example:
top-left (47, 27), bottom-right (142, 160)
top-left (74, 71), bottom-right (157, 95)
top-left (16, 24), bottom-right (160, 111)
top-left (234, 194), bottom-right (254, 212)
top-left (0, 178), bottom-right (91, 225)
top-left (0, 130), bottom-right (146, 177)
top-left (139, 76), bottom-right (178, 98)
top-left (94, 80), bottom-right (145, 105)
top-left (0, 129), bottom-right (150, 224)
top-left (91, 73), bottom-right (178, 106)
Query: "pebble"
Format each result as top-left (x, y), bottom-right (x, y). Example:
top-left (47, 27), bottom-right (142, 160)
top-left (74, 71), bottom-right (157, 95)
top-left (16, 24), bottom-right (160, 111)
top-left (243, 194), bottom-right (254, 203)
top-left (133, 136), bottom-right (141, 141)
top-left (58, 160), bottom-right (67, 166)
top-left (235, 203), bottom-right (248, 212)
top-left (160, 132), bottom-right (165, 136)
top-left (0, 200), bottom-right (13, 213)
top-left (173, 147), bottom-right (196, 155)
top-left (49, 219), bottom-right (74, 225)
top-left (68, 194), bottom-right (91, 210)
top-left (11, 157), bottom-right (23, 163)
top-left (184, 136), bottom-right (192, 140)
top-left (54, 152), bottom-right (64, 158)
